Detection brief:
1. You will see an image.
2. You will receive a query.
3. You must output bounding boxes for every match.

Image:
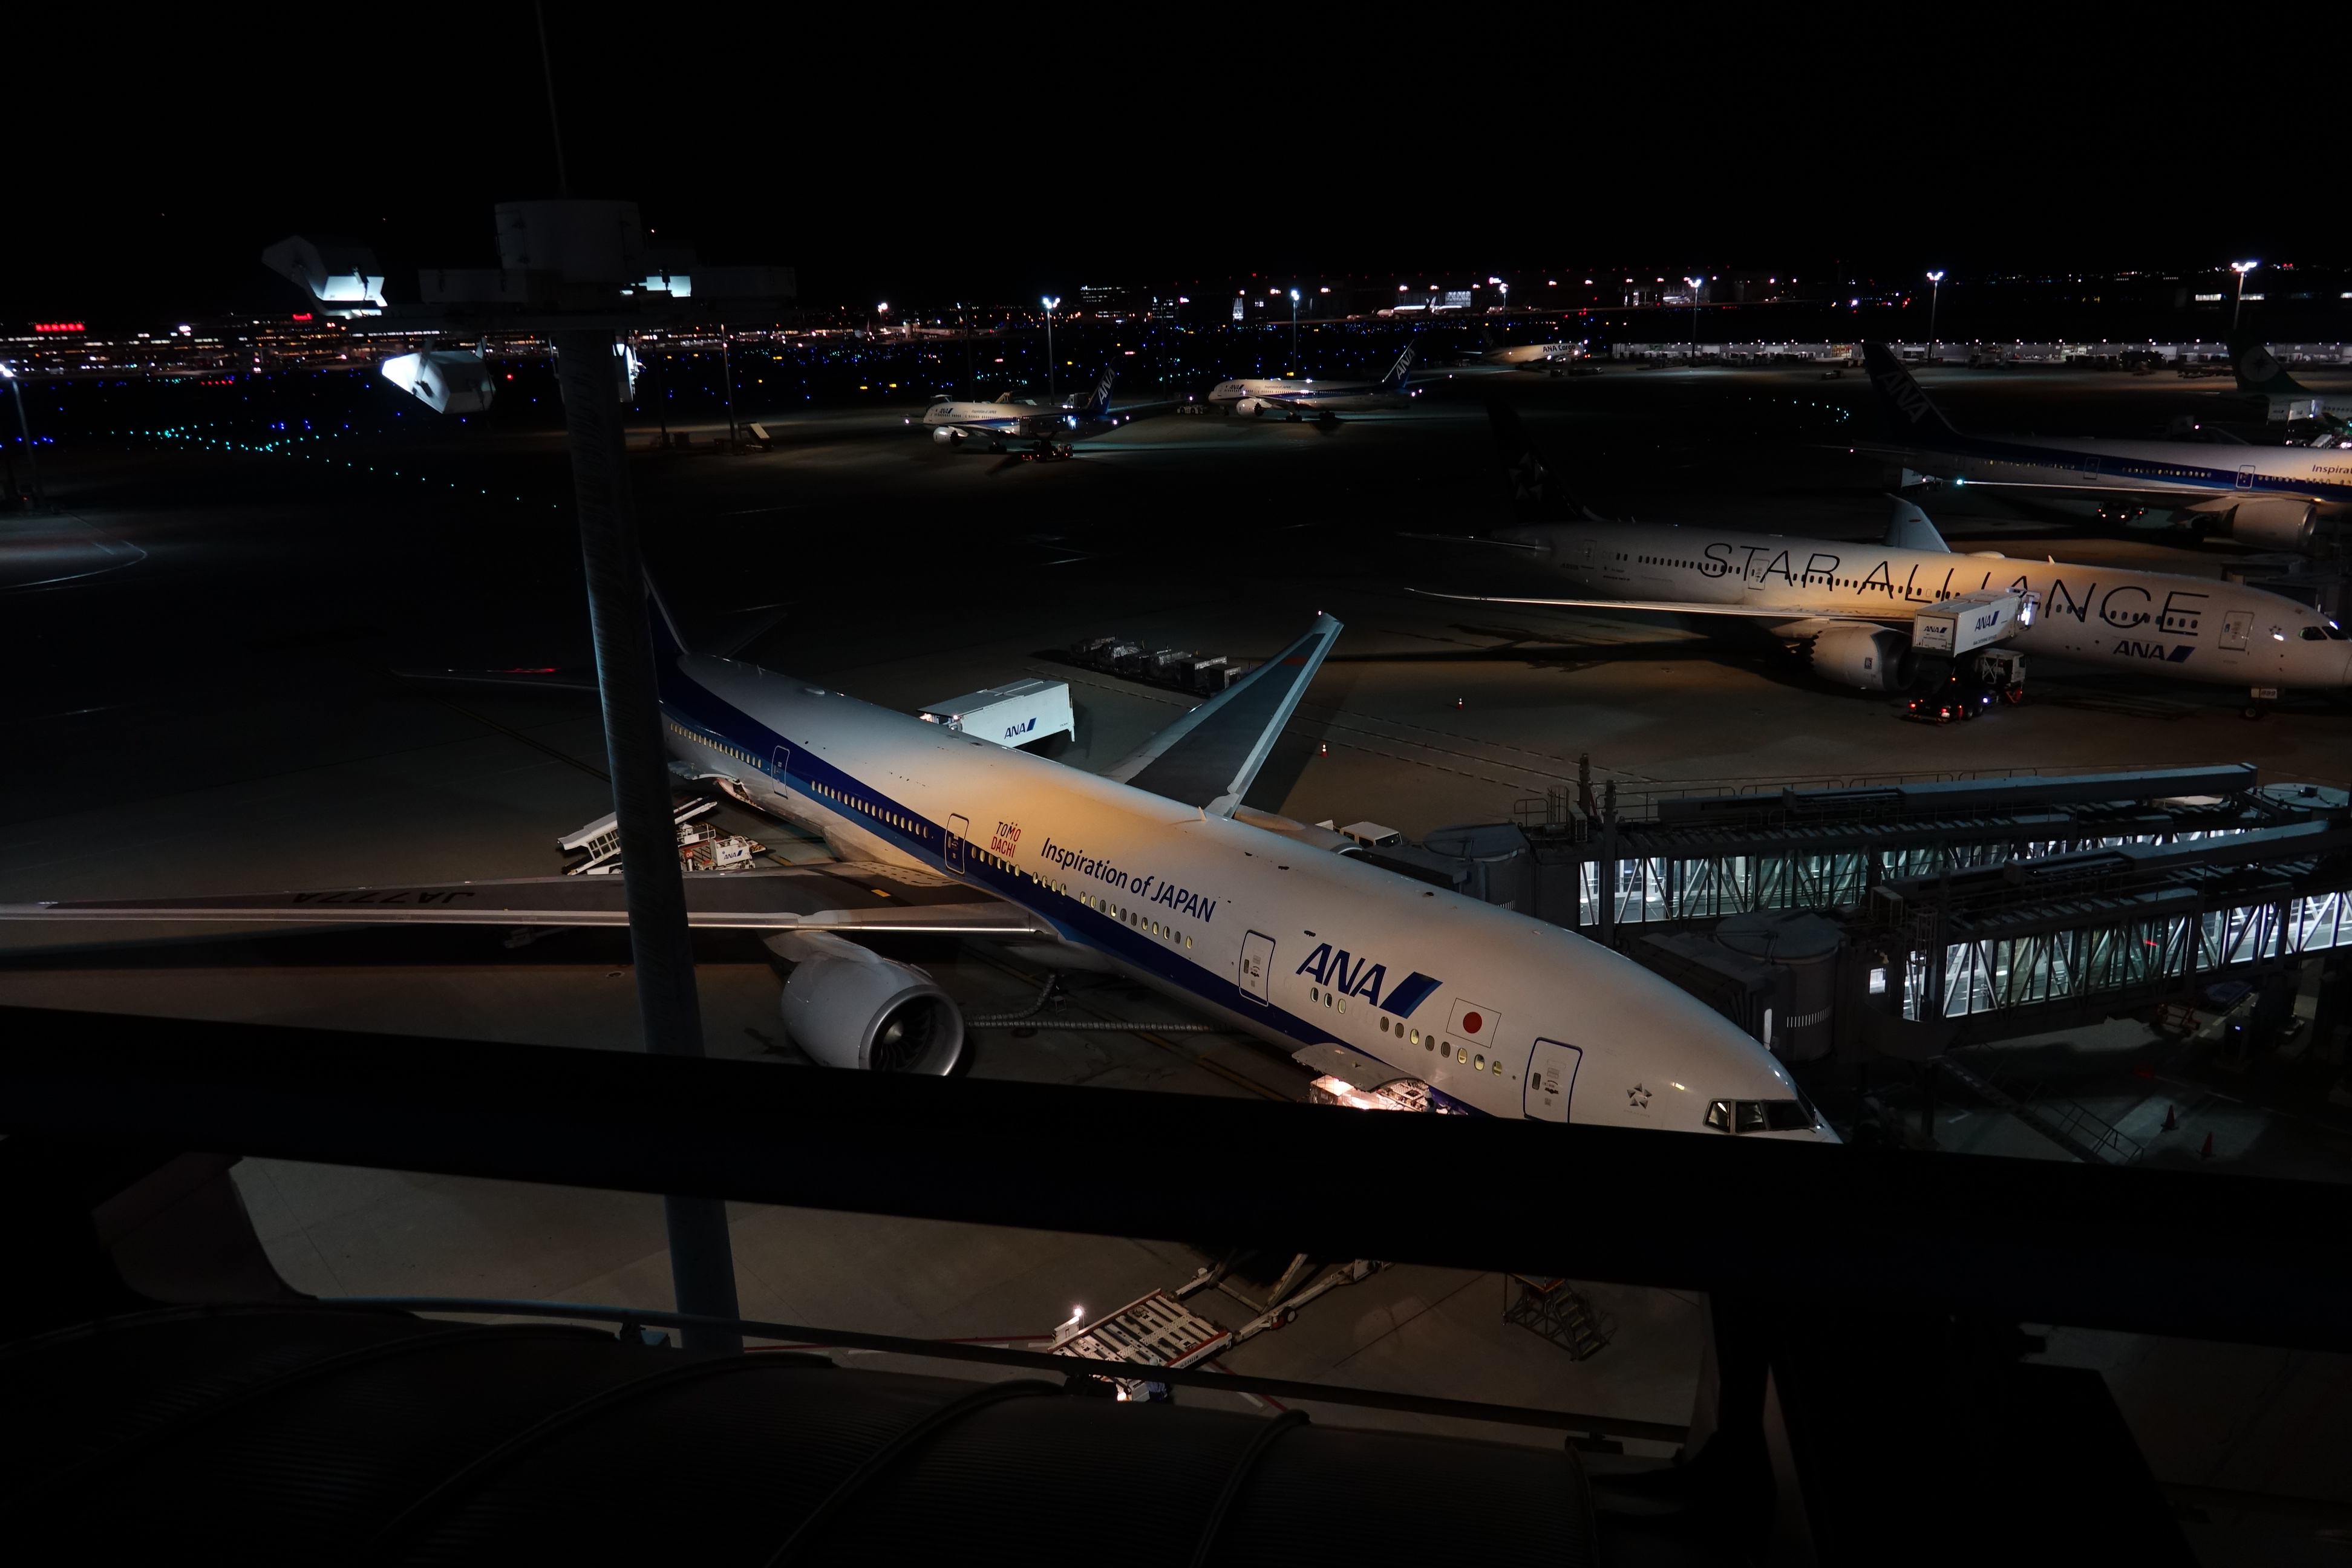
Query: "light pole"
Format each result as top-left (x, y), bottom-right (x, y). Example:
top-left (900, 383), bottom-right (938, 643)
top-left (720, 330), bottom-right (737, 449)
top-left (0, 362), bottom-right (44, 511)
top-left (1926, 271), bottom-right (1944, 362)
top-left (1685, 277), bottom-right (1704, 368)
top-left (2231, 260), bottom-right (2259, 335)
top-left (1289, 288), bottom-right (1299, 370)
top-left (1042, 295), bottom-right (1060, 400)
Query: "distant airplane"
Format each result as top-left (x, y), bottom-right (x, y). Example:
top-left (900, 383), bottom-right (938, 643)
top-left (918, 367), bottom-right (1133, 457)
top-left (1858, 342), bottom-right (2352, 550)
top-left (0, 589), bottom-right (1823, 1137)
top-left (2230, 339), bottom-right (2352, 426)
top-left (1209, 345), bottom-right (1418, 419)
top-left (1476, 324), bottom-right (1581, 368)
top-left (1415, 404), bottom-right (2352, 717)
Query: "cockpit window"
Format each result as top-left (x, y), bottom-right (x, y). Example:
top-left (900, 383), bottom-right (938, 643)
top-left (1707, 1097), bottom-right (1818, 1133)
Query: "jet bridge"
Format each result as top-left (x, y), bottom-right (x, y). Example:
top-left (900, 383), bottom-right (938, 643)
top-left (1348, 765), bottom-right (2352, 1055)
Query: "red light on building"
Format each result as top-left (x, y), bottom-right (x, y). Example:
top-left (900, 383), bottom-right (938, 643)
top-left (290, 312), bottom-right (313, 322)
top-left (32, 322), bottom-right (85, 333)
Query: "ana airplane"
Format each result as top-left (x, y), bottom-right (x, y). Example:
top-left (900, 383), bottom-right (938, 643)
top-left (1208, 345), bottom-right (1418, 419)
top-left (1860, 342), bottom-right (2352, 550)
top-left (918, 367), bottom-right (1129, 456)
top-left (1477, 324), bottom-right (1581, 368)
top-left (0, 592), bottom-right (1826, 1140)
top-left (1424, 405), bottom-right (2352, 715)
top-left (2230, 339), bottom-right (2352, 426)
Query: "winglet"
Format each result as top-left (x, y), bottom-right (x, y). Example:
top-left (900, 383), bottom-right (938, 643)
top-left (1884, 495), bottom-right (1949, 553)
top-left (1863, 342), bottom-right (1962, 445)
top-left (1106, 615), bottom-right (1343, 817)
top-left (645, 573), bottom-right (690, 662)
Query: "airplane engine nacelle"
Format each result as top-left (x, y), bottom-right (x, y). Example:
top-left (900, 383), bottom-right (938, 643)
top-left (1811, 624), bottom-right (1915, 691)
top-left (2229, 498), bottom-right (2316, 550)
top-left (781, 952), bottom-right (964, 1073)
top-left (1235, 398), bottom-right (1270, 417)
top-left (931, 425), bottom-right (964, 446)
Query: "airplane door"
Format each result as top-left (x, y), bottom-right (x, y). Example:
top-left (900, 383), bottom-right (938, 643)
top-left (1525, 1038), bottom-right (1582, 1122)
top-left (946, 814), bottom-right (969, 871)
top-left (2221, 611), bottom-right (2253, 652)
top-left (1238, 932), bottom-right (1275, 1004)
top-left (2236, 464), bottom-right (2258, 492)
top-left (768, 745), bottom-right (792, 799)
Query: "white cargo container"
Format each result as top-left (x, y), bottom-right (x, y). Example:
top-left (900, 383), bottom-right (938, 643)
top-left (916, 678), bottom-right (1074, 748)
top-left (1913, 588), bottom-right (2031, 656)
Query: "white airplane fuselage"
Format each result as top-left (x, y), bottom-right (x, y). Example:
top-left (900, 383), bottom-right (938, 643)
top-left (1504, 520), bottom-right (2352, 690)
top-left (1207, 378), bottom-right (1411, 414)
top-left (920, 399), bottom-right (1063, 443)
top-left (1483, 344), bottom-right (1578, 366)
top-left (656, 652), bottom-right (1824, 1137)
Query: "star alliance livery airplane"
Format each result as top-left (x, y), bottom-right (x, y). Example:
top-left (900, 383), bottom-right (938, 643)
top-left (1420, 406), bottom-right (2352, 712)
top-left (1860, 342), bottom-right (2352, 549)
top-left (1, 592), bottom-right (1825, 1140)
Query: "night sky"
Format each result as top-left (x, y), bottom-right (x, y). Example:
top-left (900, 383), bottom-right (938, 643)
top-left (10, 15), bottom-right (2309, 322)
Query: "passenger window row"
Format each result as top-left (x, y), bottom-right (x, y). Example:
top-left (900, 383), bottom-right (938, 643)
top-left (1079, 893), bottom-right (1192, 950)
top-left (1359, 1011), bottom-right (1503, 1075)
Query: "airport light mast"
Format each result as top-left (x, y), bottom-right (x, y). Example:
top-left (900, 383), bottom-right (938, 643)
top-left (2231, 260), bottom-right (2259, 335)
top-left (1289, 288), bottom-right (1299, 371)
top-left (1685, 277), bottom-right (1704, 369)
top-left (1042, 296), bottom-right (1060, 400)
top-left (1926, 271), bottom-right (1944, 361)
top-left (0, 362), bottom-right (45, 512)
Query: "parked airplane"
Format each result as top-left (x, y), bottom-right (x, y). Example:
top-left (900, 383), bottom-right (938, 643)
top-left (1422, 405), bottom-right (2352, 715)
top-left (2230, 339), bottom-right (2352, 426)
top-left (1208, 345), bottom-right (1418, 419)
top-left (918, 367), bottom-right (1129, 456)
top-left (1477, 324), bottom-right (1581, 368)
top-left (1860, 342), bottom-right (2352, 549)
top-left (0, 593), bottom-right (1824, 1138)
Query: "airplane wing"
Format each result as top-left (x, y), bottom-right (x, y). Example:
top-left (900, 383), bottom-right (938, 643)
top-left (1105, 614), bottom-right (1343, 818)
top-left (0, 862), bottom-right (1048, 935)
top-left (1409, 589), bottom-right (1905, 624)
top-left (1395, 532), bottom-right (1548, 552)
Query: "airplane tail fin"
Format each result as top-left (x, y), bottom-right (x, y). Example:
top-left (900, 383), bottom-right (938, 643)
top-left (1488, 400), bottom-right (1598, 522)
top-left (1379, 344), bottom-right (1417, 390)
top-left (2230, 338), bottom-right (2307, 397)
top-left (1105, 614), bottom-right (1343, 817)
top-left (1862, 342), bottom-right (1962, 446)
top-left (1076, 365), bottom-right (1116, 418)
